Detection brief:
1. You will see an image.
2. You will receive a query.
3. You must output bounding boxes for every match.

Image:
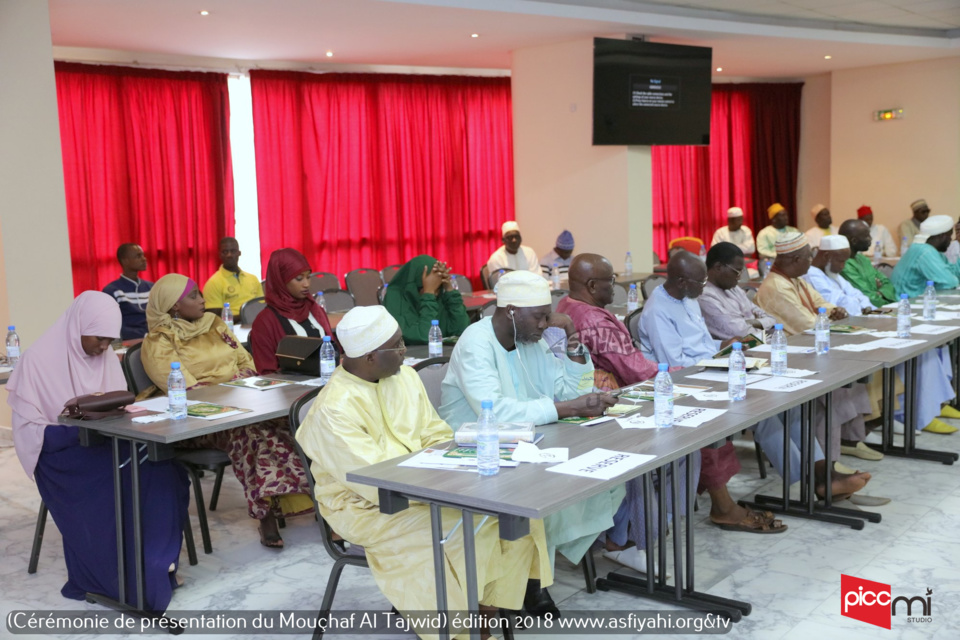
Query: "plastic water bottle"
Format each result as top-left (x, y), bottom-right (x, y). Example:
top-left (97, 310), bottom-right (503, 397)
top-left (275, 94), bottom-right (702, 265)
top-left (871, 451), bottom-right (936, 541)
top-left (428, 319), bottom-right (443, 357)
top-left (315, 291), bottom-right (326, 311)
top-left (873, 241), bottom-right (882, 263)
top-left (450, 276), bottom-right (459, 291)
top-left (624, 251), bottom-right (633, 277)
top-left (551, 262), bottom-right (561, 290)
top-left (699, 244), bottom-right (707, 261)
top-left (815, 307), bottom-right (830, 354)
top-left (770, 323), bottom-right (788, 375)
top-left (897, 293), bottom-right (912, 338)
top-left (923, 281), bottom-right (937, 321)
top-left (763, 260), bottom-right (772, 280)
top-left (654, 363), bottom-right (674, 429)
top-left (381, 283), bottom-right (388, 301)
top-left (320, 335), bottom-right (336, 383)
top-left (5, 326), bottom-right (20, 368)
top-left (901, 236), bottom-right (910, 256)
top-left (476, 399), bottom-right (500, 477)
top-left (627, 284), bottom-right (639, 312)
top-left (221, 303), bottom-right (234, 332)
top-left (167, 363), bottom-right (187, 420)
top-left (728, 343), bottom-right (747, 401)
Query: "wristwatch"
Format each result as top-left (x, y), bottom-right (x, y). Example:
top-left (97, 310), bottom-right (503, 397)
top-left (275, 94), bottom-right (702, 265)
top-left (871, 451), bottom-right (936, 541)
top-left (566, 343), bottom-right (587, 358)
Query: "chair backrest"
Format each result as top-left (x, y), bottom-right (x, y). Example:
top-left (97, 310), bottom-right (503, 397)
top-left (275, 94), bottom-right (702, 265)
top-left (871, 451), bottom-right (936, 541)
top-left (412, 357), bottom-right (450, 410)
top-left (876, 263), bottom-right (894, 278)
top-left (480, 264), bottom-right (491, 289)
top-left (487, 268), bottom-right (512, 290)
top-left (452, 274), bottom-right (472, 295)
top-left (239, 296), bottom-right (267, 325)
top-left (652, 250), bottom-right (661, 266)
top-left (380, 264), bottom-right (403, 285)
top-left (668, 236), bottom-right (705, 255)
top-left (625, 308), bottom-right (643, 347)
top-left (480, 300), bottom-right (496, 317)
top-left (345, 268), bottom-right (383, 307)
top-left (122, 342), bottom-right (154, 395)
top-left (641, 275), bottom-right (666, 301)
top-left (609, 283), bottom-right (628, 306)
top-left (741, 285), bottom-right (758, 302)
top-left (310, 272), bottom-right (341, 294)
top-left (287, 387), bottom-right (356, 562)
top-left (322, 288), bottom-right (355, 312)
top-left (550, 290), bottom-right (568, 312)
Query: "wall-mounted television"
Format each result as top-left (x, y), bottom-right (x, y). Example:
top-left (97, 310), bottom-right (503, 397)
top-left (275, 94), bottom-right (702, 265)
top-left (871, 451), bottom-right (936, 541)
top-left (593, 38), bottom-right (712, 146)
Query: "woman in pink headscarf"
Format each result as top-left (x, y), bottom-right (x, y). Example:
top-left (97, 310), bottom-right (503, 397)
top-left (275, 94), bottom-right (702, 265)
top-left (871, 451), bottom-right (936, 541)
top-left (7, 291), bottom-right (189, 611)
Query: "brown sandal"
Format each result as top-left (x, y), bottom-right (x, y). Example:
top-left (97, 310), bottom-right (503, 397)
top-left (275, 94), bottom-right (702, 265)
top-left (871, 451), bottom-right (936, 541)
top-left (710, 510), bottom-right (787, 534)
top-left (258, 523), bottom-right (284, 549)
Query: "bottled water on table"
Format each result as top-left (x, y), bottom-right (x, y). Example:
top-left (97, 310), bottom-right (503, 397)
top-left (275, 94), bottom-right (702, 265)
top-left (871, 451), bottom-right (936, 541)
top-left (770, 324), bottom-right (788, 375)
top-left (699, 244), bottom-right (707, 260)
top-left (873, 241), bottom-right (882, 263)
top-left (627, 284), bottom-right (639, 313)
top-left (923, 281), bottom-right (937, 321)
top-left (222, 303), bottom-right (234, 332)
top-left (897, 294), bottom-right (912, 338)
top-left (763, 260), bottom-right (772, 280)
top-left (815, 307), bottom-right (830, 354)
top-left (728, 342), bottom-right (747, 401)
top-left (476, 399), bottom-right (500, 477)
top-left (624, 251), bottom-right (633, 277)
top-left (5, 326), bottom-right (20, 368)
top-left (654, 363), bottom-right (674, 429)
top-left (168, 363), bottom-right (187, 420)
top-left (315, 291), bottom-right (326, 311)
top-left (551, 262), bottom-right (561, 290)
top-left (320, 336), bottom-right (336, 384)
top-left (428, 319), bottom-right (443, 357)
top-left (451, 275), bottom-right (459, 291)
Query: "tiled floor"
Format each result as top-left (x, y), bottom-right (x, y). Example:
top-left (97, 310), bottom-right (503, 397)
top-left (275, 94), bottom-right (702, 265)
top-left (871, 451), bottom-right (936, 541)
top-left (2, 427), bottom-right (959, 639)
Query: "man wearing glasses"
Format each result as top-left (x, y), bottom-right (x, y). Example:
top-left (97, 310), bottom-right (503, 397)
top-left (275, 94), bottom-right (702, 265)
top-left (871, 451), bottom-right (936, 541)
top-left (698, 242), bottom-right (776, 340)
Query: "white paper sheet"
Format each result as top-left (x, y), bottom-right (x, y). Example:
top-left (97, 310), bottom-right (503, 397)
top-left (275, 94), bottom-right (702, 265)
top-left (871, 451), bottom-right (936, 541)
top-left (618, 405), bottom-right (727, 428)
top-left (749, 344), bottom-right (816, 354)
top-left (754, 367), bottom-right (817, 378)
top-left (511, 441), bottom-right (569, 463)
top-left (545, 448), bottom-right (654, 480)
top-left (747, 377), bottom-right (821, 392)
top-left (691, 391), bottom-right (733, 402)
top-left (687, 371), bottom-right (768, 384)
top-left (295, 378), bottom-right (326, 387)
top-left (910, 324), bottom-right (956, 335)
top-left (398, 448), bottom-right (520, 469)
top-left (233, 325), bottom-right (251, 342)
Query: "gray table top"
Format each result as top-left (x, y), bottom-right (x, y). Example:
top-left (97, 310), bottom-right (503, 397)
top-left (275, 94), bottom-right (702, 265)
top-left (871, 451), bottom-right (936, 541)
top-left (60, 375), bottom-right (314, 444)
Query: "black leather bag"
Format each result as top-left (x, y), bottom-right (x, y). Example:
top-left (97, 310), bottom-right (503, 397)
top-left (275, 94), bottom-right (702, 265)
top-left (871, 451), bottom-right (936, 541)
top-left (61, 390), bottom-right (136, 420)
top-left (276, 336), bottom-right (324, 375)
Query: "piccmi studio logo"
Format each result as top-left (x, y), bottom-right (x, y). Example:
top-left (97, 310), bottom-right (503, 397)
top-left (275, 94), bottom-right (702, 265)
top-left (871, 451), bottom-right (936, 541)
top-left (841, 574), bottom-right (933, 629)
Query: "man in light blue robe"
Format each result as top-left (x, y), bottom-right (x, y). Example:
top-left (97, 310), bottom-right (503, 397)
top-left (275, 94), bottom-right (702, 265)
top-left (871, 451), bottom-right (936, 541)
top-left (891, 215), bottom-right (960, 298)
top-left (439, 270), bottom-right (620, 612)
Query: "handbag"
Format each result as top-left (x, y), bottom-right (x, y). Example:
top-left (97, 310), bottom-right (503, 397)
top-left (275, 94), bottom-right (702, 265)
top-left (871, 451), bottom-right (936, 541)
top-left (276, 336), bottom-right (324, 375)
top-left (61, 390), bottom-right (136, 420)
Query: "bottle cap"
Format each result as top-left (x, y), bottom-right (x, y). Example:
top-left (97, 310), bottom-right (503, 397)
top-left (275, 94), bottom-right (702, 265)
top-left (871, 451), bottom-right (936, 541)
top-left (901, 293), bottom-right (909, 299)
top-left (818, 307), bottom-right (826, 313)
top-left (630, 283), bottom-right (636, 289)
top-left (481, 399), bottom-right (493, 409)
top-left (658, 363), bottom-right (669, 372)
top-left (553, 261), bottom-right (558, 267)
top-left (627, 251), bottom-right (632, 256)
top-left (323, 335), bottom-right (332, 342)
top-left (431, 319), bottom-right (439, 325)
top-left (224, 303), bottom-right (230, 308)
top-left (732, 342), bottom-right (742, 350)
top-left (171, 362), bottom-right (181, 370)
top-left (774, 323), bottom-right (783, 331)
top-left (7, 326), bottom-right (13, 331)
top-left (927, 281), bottom-right (934, 286)
top-left (317, 291), bottom-right (324, 295)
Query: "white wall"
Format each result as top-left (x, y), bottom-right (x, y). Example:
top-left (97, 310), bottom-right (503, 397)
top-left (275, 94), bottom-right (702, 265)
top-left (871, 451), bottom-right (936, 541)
top-left (796, 73), bottom-right (831, 225)
top-left (830, 57), bottom-right (960, 244)
top-left (512, 37), bottom-right (653, 274)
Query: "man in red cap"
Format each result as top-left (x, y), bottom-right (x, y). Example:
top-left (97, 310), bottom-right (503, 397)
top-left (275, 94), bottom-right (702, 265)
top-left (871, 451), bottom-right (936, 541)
top-left (857, 205), bottom-right (896, 258)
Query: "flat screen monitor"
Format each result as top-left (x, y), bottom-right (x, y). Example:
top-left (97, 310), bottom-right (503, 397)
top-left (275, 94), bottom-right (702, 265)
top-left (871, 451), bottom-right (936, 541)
top-left (593, 38), bottom-right (712, 146)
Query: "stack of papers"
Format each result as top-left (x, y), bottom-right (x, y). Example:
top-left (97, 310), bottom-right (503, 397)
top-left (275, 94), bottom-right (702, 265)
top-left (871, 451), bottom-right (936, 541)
top-left (399, 448), bottom-right (520, 470)
top-left (910, 324), bottom-right (956, 335)
top-left (833, 337), bottom-right (926, 352)
top-left (749, 344), bottom-right (816, 354)
top-left (747, 377), bottom-right (821, 392)
top-left (754, 366), bottom-right (817, 378)
top-left (687, 370), bottom-right (767, 384)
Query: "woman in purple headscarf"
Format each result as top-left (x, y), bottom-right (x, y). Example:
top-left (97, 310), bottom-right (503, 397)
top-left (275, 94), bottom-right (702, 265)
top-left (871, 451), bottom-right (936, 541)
top-left (7, 291), bottom-right (189, 611)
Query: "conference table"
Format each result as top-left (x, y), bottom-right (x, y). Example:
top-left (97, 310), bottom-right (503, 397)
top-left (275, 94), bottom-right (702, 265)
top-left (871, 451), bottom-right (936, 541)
top-left (62, 376), bottom-right (316, 619)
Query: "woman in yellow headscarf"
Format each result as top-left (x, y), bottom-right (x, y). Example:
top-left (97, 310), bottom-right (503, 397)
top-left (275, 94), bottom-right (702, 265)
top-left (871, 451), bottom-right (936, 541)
top-left (141, 274), bottom-right (312, 548)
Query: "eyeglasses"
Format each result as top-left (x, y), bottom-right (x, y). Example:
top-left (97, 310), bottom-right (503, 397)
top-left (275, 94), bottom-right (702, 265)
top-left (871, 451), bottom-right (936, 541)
top-left (720, 263), bottom-right (743, 277)
top-left (587, 275), bottom-right (618, 286)
top-left (681, 276), bottom-right (708, 287)
top-left (375, 338), bottom-right (406, 353)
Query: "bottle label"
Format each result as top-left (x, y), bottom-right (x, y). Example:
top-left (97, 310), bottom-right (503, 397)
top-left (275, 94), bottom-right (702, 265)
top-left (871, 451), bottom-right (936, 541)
top-left (815, 330), bottom-right (829, 347)
top-left (771, 350), bottom-right (787, 364)
top-left (6, 346), bottom-right (19, 358)
top-left (168, 389), bottom-right (186, 406)
top-left (627, 301), bottom-right (639, 312)
top-left (321, 360), bottom-right (336, 376)
top-left (429, 341), bottom-right (442, 357)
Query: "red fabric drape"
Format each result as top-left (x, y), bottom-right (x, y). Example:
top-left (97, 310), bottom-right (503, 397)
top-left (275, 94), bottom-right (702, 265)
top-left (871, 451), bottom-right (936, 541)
top-left (652, 83), bottom-right (802, 260)
top-left (56, 62), bottom-right (234, 294)
top-left (250, 71), bottom-right (513, 286)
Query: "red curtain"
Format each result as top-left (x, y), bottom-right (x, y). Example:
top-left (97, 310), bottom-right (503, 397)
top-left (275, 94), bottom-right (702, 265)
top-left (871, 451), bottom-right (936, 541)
top-left (250, 71), bottom-right (513, 285)
top-left (651, 83), bottom-right (802, 260)
top-left (55, 62), bottom-right (234, 294)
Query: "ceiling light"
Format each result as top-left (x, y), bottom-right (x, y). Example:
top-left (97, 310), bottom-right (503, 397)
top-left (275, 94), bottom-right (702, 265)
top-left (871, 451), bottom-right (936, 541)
top-left (199, 10), bottom-right (209, 16)
top-left (326, 51), bottom-right (334, 58)
top-left (716, 67), bottom-right (722, 72)
top-left (824, 55), bottom-right (832, 60)
top-left (471, 33), bottom-right (479, 38)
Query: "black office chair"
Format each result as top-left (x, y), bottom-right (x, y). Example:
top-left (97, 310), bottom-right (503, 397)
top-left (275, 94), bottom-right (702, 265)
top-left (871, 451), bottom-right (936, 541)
top-left (345, 268), bottom-right (383, 307)
top-left (239, 297), bottom-right (267, 325)
top-left (310, 272), bottom-right (341, 294)
top-left (321, 288), bottom-right (356, 312)
top-left (488, 268), bottom-right (512, 290)
top-left (380, 264), bottom-right (403, 284)
top-left (641, 275), bottom-right (665, 301)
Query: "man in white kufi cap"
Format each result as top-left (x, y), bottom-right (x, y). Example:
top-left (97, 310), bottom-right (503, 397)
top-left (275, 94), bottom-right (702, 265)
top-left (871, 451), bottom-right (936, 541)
top-left (440, 270), bottom-right (619, 614)
top-left (892, 214), bottom-right (960, 298)
top-left (486, 220), bottom-right (543, 277)
top-left (296, 305), bottom-right (553, 620)
top-left (710, 206), bottom-right (756, 256)
top-left (803, 235), bottom-right (878, 317)
top-left (804, 204), bottom-right (838, 250)
top-left (899, 198), bottom-right (931, 249)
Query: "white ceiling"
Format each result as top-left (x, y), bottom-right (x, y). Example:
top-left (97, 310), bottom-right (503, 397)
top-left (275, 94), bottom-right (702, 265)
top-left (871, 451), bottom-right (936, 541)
top-left (48, 0), bottom-right (960, 78)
